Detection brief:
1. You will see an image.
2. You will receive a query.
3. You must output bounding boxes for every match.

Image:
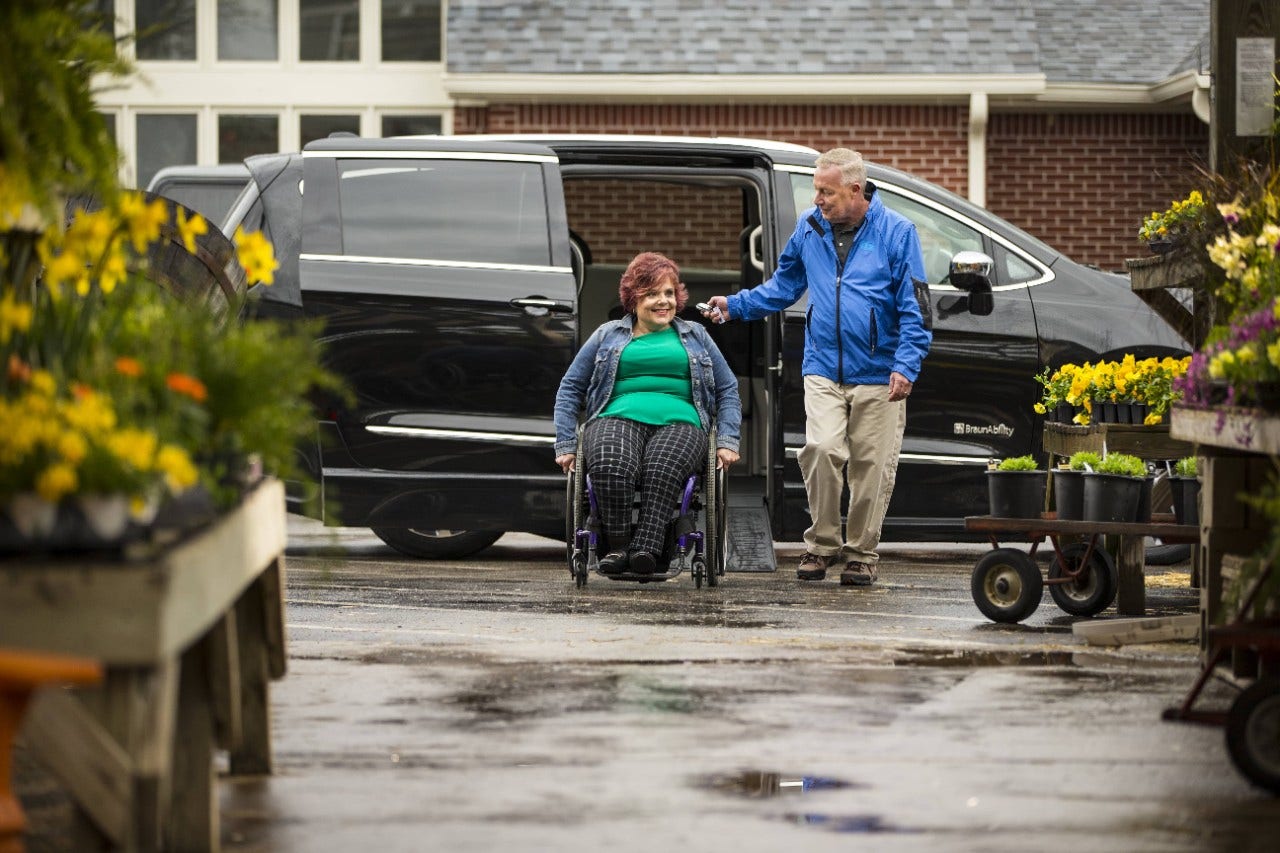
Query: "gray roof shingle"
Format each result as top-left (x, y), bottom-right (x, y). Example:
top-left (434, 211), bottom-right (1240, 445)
top-left (446, 0), bottom-right (1207, 83)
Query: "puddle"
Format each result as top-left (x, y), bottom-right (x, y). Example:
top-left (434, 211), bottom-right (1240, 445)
top-left (694, 770), bottom-right (861, 798)
top-left (893, 648), bottom-right (1076, 667)
top-left (779, 813), bottom-right (919, 834)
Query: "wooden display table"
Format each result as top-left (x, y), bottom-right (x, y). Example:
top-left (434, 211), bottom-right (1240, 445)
top-left (1042, 420), bottom-right (1195, 462)
top-left (0, 478), bottom-right (287, 852)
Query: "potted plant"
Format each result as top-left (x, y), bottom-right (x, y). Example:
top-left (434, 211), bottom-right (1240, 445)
top-left (1082, 452), bottom-right (1147, 523)
top-left (1138, 190), bottom-right (1206, 254)
top-left (987, 454), bottom-right (1047, 519)
top-left (1168, 456), bottom-right (1200, 527)
top-left (1054, 451), bottom-right (1102, 521)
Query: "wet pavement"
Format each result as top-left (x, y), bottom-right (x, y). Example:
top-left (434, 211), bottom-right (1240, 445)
top-left (18, 523), bottom-right (1280, 851)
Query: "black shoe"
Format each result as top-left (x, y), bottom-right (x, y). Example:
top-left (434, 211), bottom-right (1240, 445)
top-left (598, 550), bottom-right (628, 574)
top-left (629, 551), bottom-right (657, 574)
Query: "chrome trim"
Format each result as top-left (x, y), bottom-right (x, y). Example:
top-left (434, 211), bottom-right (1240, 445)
top-left (785, 447), bottom-right (988, 466)
top-left (367, 425), bottom-right (555, 447)
top-left (303, 149), bottom-right (557, 164)
top-left (302, 253), bottom-right (571, 275)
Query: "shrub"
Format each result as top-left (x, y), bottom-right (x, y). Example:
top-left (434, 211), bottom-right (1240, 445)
top-left (1095, 453), bottom-right (1147, 477)
top-left (1068, 451), bottom-right (1103, 471)
top-left (996, 455), bottom-right (1040, 472)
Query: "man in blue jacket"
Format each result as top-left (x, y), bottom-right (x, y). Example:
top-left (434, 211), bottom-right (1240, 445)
top-left (703, 148), bottom-right (932, 586)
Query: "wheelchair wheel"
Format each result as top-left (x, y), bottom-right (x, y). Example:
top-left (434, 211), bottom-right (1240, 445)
top-left (567, 438), bottom-right (589, 587)
top-left (704, 439), bottom-right (726, 587)
top-left (1225, 677), bottom-right (1280, 794)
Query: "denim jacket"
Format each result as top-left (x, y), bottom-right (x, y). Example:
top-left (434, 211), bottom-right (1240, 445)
top-left (553, 315), bottom-right (742, 457)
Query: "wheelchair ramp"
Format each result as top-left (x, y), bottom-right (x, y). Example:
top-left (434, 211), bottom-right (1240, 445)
top-left (725, 504), bottom-right (777, 572)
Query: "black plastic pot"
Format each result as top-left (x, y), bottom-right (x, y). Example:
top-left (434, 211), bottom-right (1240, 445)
top-left (1082, 472), bottom-right (1143, 523)
top-left (987, 470), bottom-right (1047, 519)
top-left (1169, 475), bottom-right (1201, 526)
top-left (1053, 469), bottom-right (1085, 520)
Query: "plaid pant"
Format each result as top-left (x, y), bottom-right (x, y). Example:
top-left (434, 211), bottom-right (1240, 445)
top-left (582, 417), bottom-right (708, 557)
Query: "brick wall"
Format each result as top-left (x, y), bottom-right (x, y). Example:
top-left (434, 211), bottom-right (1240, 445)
top-left (986, 113), bottom-right (1209, 271)
top-left (456, 103), bottom-right (1209, 270)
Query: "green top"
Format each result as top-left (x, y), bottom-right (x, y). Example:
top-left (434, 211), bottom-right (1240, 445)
top-left (600, 325), bottom-right (701, 428)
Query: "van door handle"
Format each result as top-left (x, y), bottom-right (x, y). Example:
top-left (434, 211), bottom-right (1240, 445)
top-left (510, 297), bottom-right (573, 314)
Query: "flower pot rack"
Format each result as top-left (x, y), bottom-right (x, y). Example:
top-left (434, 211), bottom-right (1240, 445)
top-left (1125, 247), bottom-right (1214, 348)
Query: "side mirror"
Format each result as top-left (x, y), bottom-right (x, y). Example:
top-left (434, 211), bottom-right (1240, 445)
top-left (947, 251), bottom-right (994, 292)
top-left (947, 251), bottom-right (994, 316)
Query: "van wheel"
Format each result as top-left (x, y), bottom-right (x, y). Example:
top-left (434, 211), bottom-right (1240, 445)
top-left (371, 528), bottom-right (503, 559)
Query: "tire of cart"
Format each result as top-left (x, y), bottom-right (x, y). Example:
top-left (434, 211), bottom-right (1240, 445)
top-left (1225, 677), bottom-right (1280, 795)
top-left (970, 548), bottom-right (1043, 623)
top-left (1047, 541), bottom-right (1119, 617)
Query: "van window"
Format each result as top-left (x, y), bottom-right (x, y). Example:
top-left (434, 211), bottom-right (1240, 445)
top-left (876, 190), bottom-right (984, 285)
top-left (336, 159), bottom-right (551, 266)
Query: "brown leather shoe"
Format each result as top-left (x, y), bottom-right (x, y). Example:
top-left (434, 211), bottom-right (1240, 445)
top-left (797, 552), bottom-right (837, 581)
top-left (840, 561), bottom-right (878, 586)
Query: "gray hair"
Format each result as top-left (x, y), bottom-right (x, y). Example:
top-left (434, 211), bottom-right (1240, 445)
top-left (815, 148), bottom-right (866, 188)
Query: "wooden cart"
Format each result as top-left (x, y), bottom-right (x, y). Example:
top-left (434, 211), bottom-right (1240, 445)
top-left (1, 478), bottom-right (287, 852)
top-left (964, 513), bottom-right (1199, 623)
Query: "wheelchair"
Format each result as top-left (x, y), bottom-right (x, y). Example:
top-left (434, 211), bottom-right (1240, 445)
top-left (565, 426), bottom-right (727, 588)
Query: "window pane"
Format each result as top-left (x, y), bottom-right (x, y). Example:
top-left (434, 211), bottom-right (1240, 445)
top-left (877, 190), bottom-right (984, 286)
top-left (219, 115), bottom-right (279, 164)
top-left (381, 0), bottom-right (441, 61)
top-left (136, 0), bottom-right (196, 60)
top-left (300, 0), bottom-right (359, 61)
top-left (337, 159), bottom-right (550, 265)
top-left (136, 113), bottom-right (197, 189)
top-left (380, 115), bottom-right (442, 137)
top-left (218, 0), bottom-right (278, 60)
top-left (301, 115), bottom-right (361, 147)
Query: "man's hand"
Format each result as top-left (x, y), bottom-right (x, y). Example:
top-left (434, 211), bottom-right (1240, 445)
top-left (701, 296), bottom-right (730, 324)
top-left (888, 372), bottom-right (913, 402)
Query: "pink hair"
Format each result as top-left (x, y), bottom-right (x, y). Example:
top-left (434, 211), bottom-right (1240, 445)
top-left (618, 252), bottom-right (688, 315)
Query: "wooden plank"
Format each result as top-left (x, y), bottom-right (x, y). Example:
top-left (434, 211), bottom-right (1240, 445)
top-left (1134, 288), bottom-right (1196, 345)
top-left (964, 514), bottom-right (1199, 542)
top-left (1126, 250), bottom-right (1204, 291)
top-left (20, 689), bottom-right (132, 846)
top-left (0, 479), bottom-right (287, 664)
top-left (1043, 422), bottom-right (1194, 461)
top-left (261, 559), bottom-right (288, 681)
top-left (166, 642), bottom-right (217, 852)
top-left (207, 611), bottom-right (242, 753)
top-left (1171, 405), bottom-right (1280, 455)
top-left (230, 578), bottom-right (273, 776)
top-left (1115, 535), bottom-right (1148, 616)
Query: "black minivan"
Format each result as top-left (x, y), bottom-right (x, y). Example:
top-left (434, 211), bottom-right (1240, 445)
top-left (222, 134), bottom-right (1187, 560)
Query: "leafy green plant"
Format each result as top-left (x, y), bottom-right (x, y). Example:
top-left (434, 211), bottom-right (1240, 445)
top-left (1068, 451), bottom-right (1103, 472)
top-left (996, 455), bottom-right (1040, 472)
top-left (1095, 453), bottom-right (1146, 477)
top-left (1174, 456), bottom-right (1198, 477)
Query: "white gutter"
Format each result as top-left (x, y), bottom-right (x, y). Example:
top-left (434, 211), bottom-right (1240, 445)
top-left (968, 92), bottom-right (988, 208)
top-left (444, 73), bottom-right (1048, 103)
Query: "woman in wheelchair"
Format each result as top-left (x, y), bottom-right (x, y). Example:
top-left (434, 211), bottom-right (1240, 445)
top-left (553, 252), bottom-right (741, 575)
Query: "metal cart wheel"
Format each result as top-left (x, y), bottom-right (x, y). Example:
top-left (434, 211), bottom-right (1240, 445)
top-left (1047, 541), bottom-right (1118, 617)
top-left (1225, 677), bottom-right (1280, 794)
top-left (971, 548), bottom-right (1043, 623)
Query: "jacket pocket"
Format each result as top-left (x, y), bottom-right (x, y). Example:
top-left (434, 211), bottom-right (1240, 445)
top-left (868, 308), bottom-right (878, 354)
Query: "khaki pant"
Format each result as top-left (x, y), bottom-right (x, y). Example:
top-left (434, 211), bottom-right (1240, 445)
top-left (797, 374), bottom-right (906, 565)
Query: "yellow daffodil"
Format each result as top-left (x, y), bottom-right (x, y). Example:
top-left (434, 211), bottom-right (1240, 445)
top-left (35, 463), bottom-right (78, 503)
top-left (176, 207), bottom-right (208, 253)
top-left (0, 290), bottom-right (33, 344)
top-left (234, 226), bottom-right (279, 286)
top-left (156, 444), bottom-right (199, 492)
top-left (119, 192), bottom-right (169, 253)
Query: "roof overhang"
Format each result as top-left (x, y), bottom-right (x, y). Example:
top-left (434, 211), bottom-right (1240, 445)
top-left (445, 70), bottom-right (1210, 116)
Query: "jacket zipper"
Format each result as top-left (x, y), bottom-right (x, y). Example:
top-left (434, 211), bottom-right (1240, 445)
top-left (869, 309), bottom-right (877, 355)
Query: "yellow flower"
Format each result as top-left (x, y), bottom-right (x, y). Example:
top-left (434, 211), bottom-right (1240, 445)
top-left (35, 463), bottom-right (78, 503)
top-left (235, 226), bottom-right (279, 286)
top-left (97, 249), bottom-right (128, 295)
top-left (30, 370), bottom-right (56, 397)
top-left (57, 431), bottom-right (88, 465)
top-left (108, 428), bottom-right (158, 471)
top-left (156, 444), bottom-right (199, 493)
top-left (176, 207), bottom-right (208, 253)
top-left (120, 193), bottom-right (169, 253)
top-left (1033, 402), bottom-right (1046, 414)
top-left (1143, 412), bottom-right (1162, 425)
top-left (0, 289), bottom-right (33, 344)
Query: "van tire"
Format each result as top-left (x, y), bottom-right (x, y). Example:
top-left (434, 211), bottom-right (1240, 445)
top-left (371, 528), bottom-right (503, 559)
